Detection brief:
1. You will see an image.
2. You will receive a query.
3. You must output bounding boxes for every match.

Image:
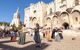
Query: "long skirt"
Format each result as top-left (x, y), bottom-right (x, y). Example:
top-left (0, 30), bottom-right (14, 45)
top-left (34, 33), bottom-right (41, 44)
top-left (55, 34), bottom-right (61, 42)
top-left (46, 33), bottom-right (51, 41)
top-left (18, 32), bottom-right (26, 45)
top-left (45, 31), bottom-right (51, 41)
top-left (59, 33), bottom-right (63, 39)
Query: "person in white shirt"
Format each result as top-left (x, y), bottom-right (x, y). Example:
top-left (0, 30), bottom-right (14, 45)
top-left (54, 27), bottom-right (61, 42)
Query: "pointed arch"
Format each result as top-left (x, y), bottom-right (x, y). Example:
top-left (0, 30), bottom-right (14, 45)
top-left (71, 10), bottom-right (80, 24)
top-left (60, 12), bottom-right (69, 16)
top-left (32, 17), bottom-right (37, 21)
top-left (53, 15), bottom-right (58, 18)
top-left (72, 10), bottom-right (80, 14)
top-left (46, 17), bottom-right (51, 20)
top-left (46, 17), bottom-right (51, 27)
top-left (60, 12), bottom-right (70, 25)
top-left (52, 15), bottom-right (59, 28)
top-left (32, 17), bottom-right (37, 26)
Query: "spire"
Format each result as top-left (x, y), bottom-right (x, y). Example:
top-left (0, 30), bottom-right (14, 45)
top-left (14, 7), bottom-right (20, 18)
top-left (16, 7), bottom-right (19, 13)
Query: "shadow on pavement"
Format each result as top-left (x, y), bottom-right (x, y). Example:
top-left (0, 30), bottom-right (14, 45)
top-left (25, 41), bottom-right (33, 44)
top-left (0, 42), bottom-right (49, 50)
top-left (22, 43), bottom-right (49, 50)
top-left (0, 40), bottom-right (11, 43)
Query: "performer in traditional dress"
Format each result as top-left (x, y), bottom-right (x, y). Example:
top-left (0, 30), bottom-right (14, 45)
top-left (30, 23), bottom-right (46, 48)
top-left (18, 25), bottom-right (28, 45)
top-left (46, 27), bottom-right (52, 41)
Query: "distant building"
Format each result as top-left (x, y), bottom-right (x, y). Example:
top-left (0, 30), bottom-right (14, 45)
top-left (24, 0), bottom-right (80, 29)
top-left (10, 8), bottom-right (21, 27)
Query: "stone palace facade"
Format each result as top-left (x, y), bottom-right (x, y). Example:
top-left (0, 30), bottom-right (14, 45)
top-left (24, 0), bottom-right (80, 29)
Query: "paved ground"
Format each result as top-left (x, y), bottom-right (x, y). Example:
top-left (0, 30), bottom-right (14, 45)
top-left (0, 30), bottom-right (80, 50)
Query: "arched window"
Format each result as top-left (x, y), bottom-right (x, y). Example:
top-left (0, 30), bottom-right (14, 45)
top-left (60, 12), bottom-right (69, 17)
top-left (46, 17), bottom-right (51, 21)
top-left (32, 17), bottom-right (36, 21)
top-left (75, 17), bottom-right (78, 21)
top-left (34, 10), bottom-right (36, 13)
top-left (46, 17), bottom-right (51, 27)
top-left (75, 0), bottom-right (79, 6)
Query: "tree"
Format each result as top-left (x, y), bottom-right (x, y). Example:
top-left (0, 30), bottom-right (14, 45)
top-left (0, 22), bottom-right (10, 26)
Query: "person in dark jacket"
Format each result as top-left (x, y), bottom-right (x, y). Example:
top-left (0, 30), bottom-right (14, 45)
top-left (10, 29), bottom-right (16, 42)
top-left (51, 27), bottom-right (58, 39)
top-left (58, 28), bottom-right (63, 39)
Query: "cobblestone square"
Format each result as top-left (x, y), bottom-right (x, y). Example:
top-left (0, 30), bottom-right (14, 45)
top-left (0, 30), bottom-right (80, 50)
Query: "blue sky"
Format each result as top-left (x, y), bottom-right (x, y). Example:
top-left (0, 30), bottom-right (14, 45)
top-left (0, 0), bottom-right (53, 23)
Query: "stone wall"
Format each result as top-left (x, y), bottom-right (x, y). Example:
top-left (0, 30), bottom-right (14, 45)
top-left (24, 0), bottom-right (80, 29)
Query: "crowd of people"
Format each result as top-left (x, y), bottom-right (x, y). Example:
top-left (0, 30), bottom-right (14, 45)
top-left (0, 23), bottom-right (63, 48)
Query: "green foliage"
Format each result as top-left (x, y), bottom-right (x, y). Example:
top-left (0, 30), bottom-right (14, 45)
top-left (0, 22), bottom-right (10, 26)
top-left (12, 22), bottom-right (22, 30)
